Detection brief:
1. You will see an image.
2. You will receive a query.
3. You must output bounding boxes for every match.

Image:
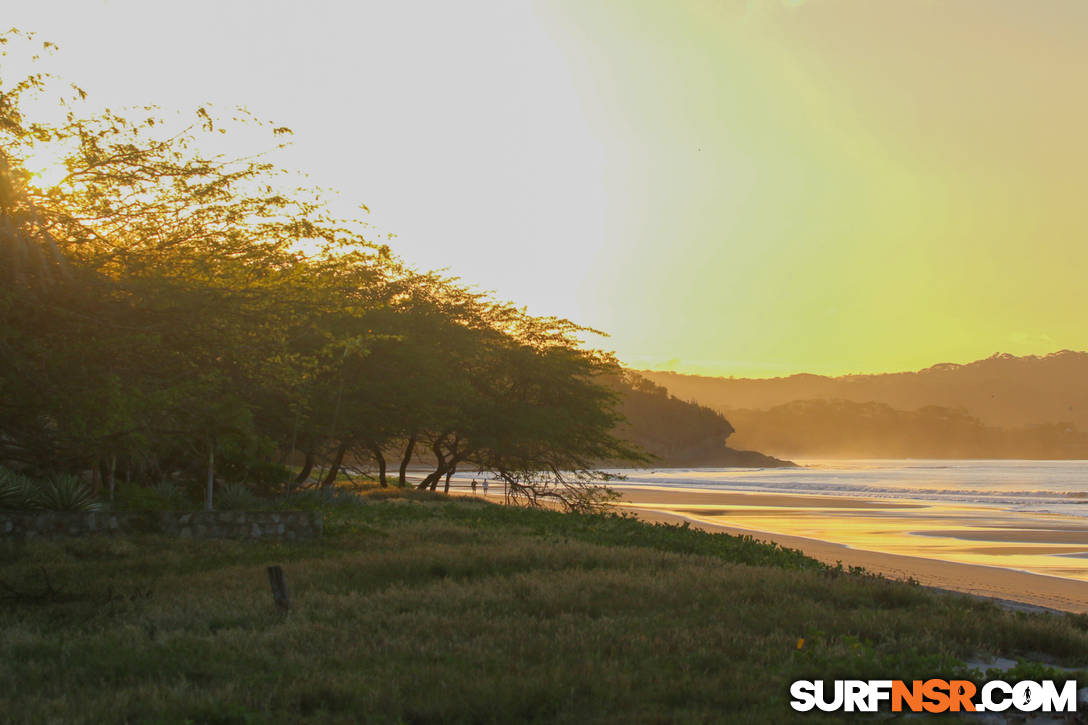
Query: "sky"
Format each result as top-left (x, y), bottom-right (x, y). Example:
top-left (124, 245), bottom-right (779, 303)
top-left (5, 0), bottom-right (1088, 377)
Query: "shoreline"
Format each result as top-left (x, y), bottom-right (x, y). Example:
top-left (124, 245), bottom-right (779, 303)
top-left (611, 487), bottom-right (1088, 614)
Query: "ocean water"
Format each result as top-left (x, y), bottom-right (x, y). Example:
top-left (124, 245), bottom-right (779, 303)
top-left (606, 460), bottom-right (1088, 518)
top-left (603, 460), bottom-right (1088, 582)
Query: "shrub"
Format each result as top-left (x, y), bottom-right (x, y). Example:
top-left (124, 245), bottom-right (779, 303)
top-left (149, 481), bottom-right (190, 509)
top-left (28, 474), bottom-right (102, 512)
top-left (215, 482), bottom-right (261, 511)
top-left (0, 467), bottom-right (35, 510)
top-left (113, 481), bottom-right (187, 511)
top-left (241, 461), bottom-right (292, 495)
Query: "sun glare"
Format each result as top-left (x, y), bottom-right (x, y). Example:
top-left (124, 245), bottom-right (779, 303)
top-left (21, 142), bottom-right (70, 189)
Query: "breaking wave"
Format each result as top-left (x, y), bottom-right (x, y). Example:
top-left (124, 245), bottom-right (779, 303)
top-left (607, 460), bottom-right (1088, 517)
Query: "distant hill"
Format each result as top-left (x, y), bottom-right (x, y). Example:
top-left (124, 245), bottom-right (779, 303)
top-left (639, 352), bottom-right (1088, 460)
top-left (724, 399), bottom-right (1088, 460)
top-left (641, 351), bottom-right (1088, 429)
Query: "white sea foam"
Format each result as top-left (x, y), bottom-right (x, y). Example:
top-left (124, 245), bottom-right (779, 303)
top-left (605, 460), bottom-right (1088, 518)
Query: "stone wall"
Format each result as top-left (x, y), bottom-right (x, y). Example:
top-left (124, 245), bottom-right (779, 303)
top-left (0, 511), bottom-right (322, 541)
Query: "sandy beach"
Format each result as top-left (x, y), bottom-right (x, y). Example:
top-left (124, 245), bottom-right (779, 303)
top-left (614, 486), bottom-right (1088, 614)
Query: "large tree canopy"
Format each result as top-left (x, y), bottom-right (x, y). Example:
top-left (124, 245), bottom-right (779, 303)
top-left (0, 31), bottom-right (645, 511)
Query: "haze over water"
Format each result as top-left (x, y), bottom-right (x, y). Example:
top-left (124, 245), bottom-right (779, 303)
top-left (609, 460), bottom-right (1088, 583)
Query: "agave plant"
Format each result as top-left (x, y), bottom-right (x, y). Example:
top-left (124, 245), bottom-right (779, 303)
top-left (0, 467), bottom-right (35, 510)
top-left (148, 480), bottom-right (189, 509)
top-left (215, 482), bottom-right (261, 511)
top-left (30, 474), bottom-right (103, 512)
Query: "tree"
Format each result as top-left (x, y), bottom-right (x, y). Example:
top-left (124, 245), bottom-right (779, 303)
top-left (1, 32), bottom-right (648, 511)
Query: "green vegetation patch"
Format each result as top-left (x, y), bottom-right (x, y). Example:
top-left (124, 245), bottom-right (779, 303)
top-left (2, 496), bottom-right (1086, 724)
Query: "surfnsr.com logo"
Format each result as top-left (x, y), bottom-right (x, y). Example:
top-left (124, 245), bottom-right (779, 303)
top-left (790, 679), bottom-right (1078, 714)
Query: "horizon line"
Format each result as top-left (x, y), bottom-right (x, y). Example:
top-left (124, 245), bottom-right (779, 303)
top-left (631, 349), bottom-right (1087, 382)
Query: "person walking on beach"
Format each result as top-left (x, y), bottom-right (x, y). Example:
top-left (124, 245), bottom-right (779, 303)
top-left (471, 479), bottom-right (478, 495)
top-left (482, 479), bottom-right (489, 497)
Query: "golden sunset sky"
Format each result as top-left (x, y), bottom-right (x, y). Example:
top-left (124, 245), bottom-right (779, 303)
top-left (7, 0), bottom-right (1087, 377)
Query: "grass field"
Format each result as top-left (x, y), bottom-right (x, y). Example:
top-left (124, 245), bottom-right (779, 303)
top-left (2, 489), bottom-right (1087, 723)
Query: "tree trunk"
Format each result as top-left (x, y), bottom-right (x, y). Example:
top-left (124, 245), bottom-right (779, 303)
top-left (107, 454), bottom-right (117, 502)
top-left (205, 441), bottom-right (215, 511)
top-left (422, 438), bottom-right (447, 491)
top-left (397, 435), bottom-right (416, 488)
top-left (283, 413), bottom-right (299, 466)
top-left (368, 443), bottom-right (388, 488)
top-left (321, 440), bottom-right (349, 497)
top-left (418, 466), bottom-right (438, 491)
top-left (293, 446), bottom-right (315, 486)
top-left (443, 465), bottom-right (456, 494)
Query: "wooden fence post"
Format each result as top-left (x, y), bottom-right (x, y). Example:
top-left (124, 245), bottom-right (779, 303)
top-left (267, 565), bottom-right (290, 613)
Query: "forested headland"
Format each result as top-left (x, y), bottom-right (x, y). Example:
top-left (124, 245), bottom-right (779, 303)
top-left (616, 376), bottom-right (791, 468)
top-left (0, 33), bottom-right (776, 514)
